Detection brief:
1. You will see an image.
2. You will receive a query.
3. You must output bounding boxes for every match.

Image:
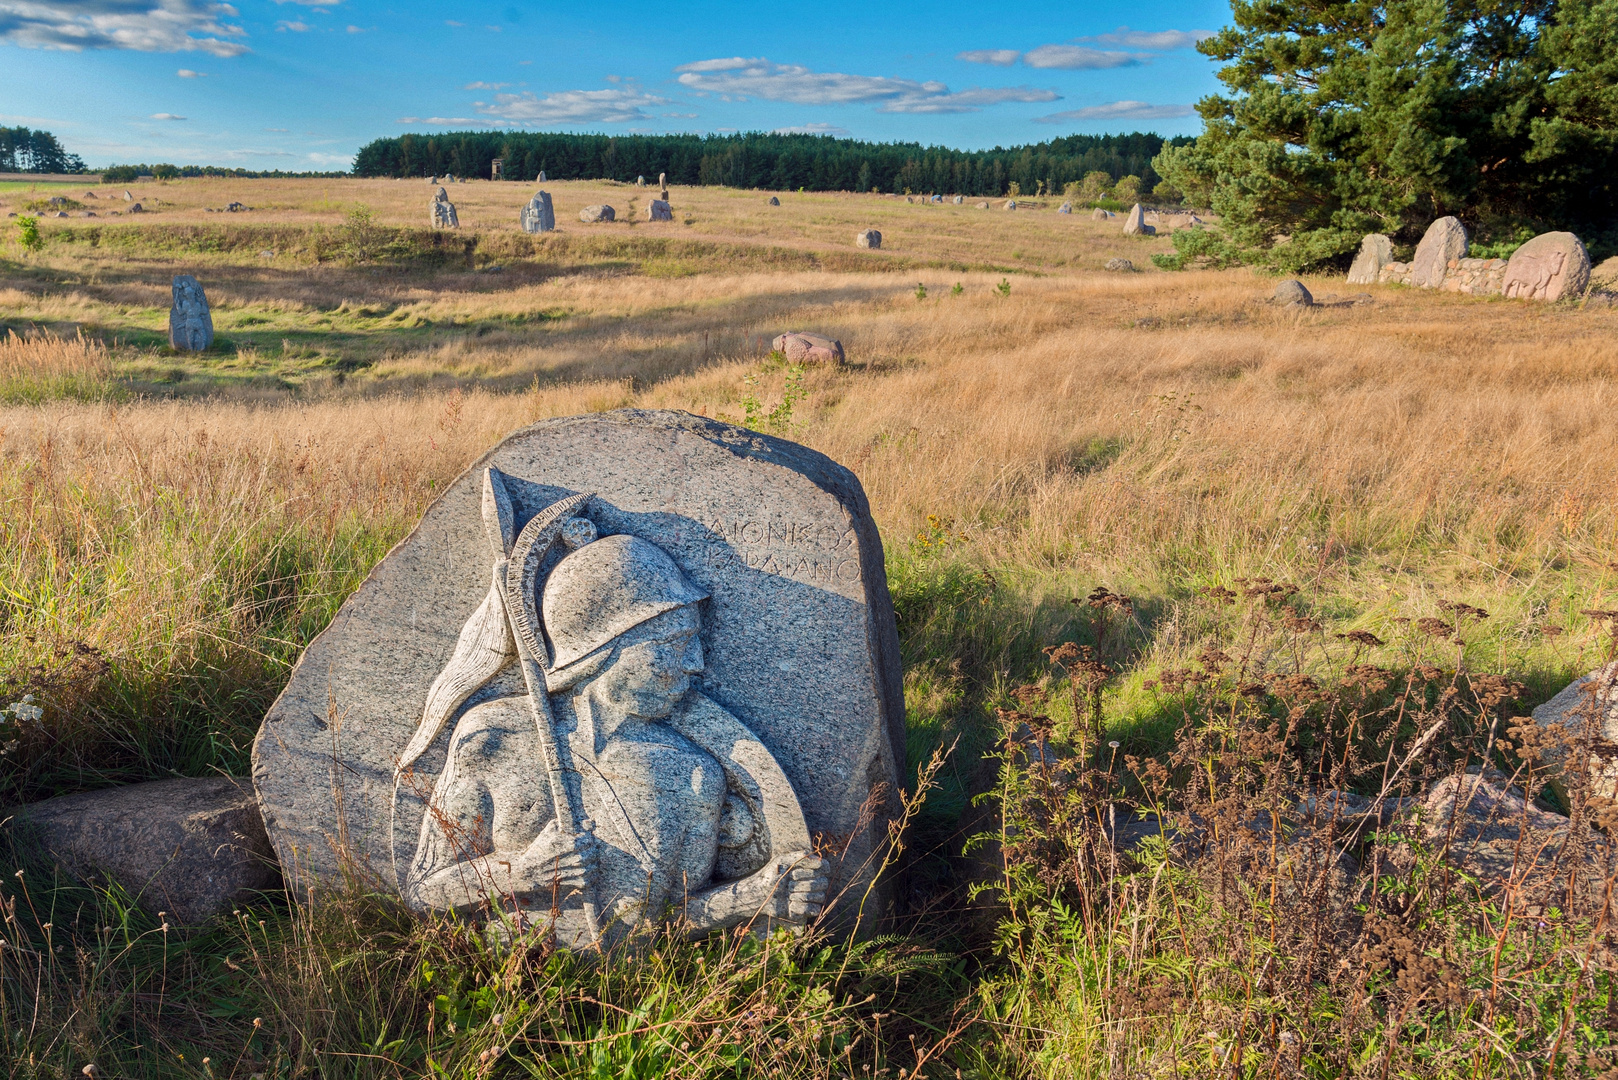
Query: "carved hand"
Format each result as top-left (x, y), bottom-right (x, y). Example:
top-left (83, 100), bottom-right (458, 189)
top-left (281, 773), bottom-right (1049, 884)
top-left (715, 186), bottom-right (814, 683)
top-left (509, 829), bottom-right (599, 896)
top-left (756, 851), bottom-right (830, 922)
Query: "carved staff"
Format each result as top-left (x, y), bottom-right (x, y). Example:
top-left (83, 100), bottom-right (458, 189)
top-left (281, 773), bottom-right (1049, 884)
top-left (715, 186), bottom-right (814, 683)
top-left (486, 474), bottom-right (602, 941)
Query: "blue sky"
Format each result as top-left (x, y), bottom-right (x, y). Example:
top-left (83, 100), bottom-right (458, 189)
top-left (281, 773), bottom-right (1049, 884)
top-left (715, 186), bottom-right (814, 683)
top-left (0, 0), bottom-right (1231, 171)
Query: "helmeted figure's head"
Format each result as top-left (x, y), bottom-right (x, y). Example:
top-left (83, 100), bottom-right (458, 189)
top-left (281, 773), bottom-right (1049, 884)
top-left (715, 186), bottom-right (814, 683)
top-left (543, 532), bottom-right (708, 717)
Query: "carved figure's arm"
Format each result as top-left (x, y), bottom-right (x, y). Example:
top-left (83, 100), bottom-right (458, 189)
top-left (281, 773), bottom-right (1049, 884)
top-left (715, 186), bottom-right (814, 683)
top-left (681, 852), bottom-right (828, 933)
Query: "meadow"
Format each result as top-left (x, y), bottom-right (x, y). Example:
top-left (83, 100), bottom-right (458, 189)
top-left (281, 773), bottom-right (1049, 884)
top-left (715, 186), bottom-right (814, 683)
top-left (3, 176), bottom-right (1618, 1078)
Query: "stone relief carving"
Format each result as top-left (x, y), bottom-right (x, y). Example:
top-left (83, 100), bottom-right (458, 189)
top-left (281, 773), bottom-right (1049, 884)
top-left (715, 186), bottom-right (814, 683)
top-left (1503, 249), bottom-right (1567, 301)
top-left (392, 470), bottom-right (827, 945)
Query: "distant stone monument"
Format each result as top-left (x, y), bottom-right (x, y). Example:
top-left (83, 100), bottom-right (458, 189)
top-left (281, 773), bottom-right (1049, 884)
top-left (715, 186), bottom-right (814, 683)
top-left (1123, 204), bottom-right (1155, 235)
top-left (431, 187), bottom-right (459, 229)
top-left (952, 195), bottom-right (963, 205)
top-left (645, 199), bottom-right (673, 221)
top-left (1004, 200), bottom-right (1017, 211)
top-left (1104, 258), bottom-right (1134, 272)
top-left (1058, 202), bottom-right (1072, 214)
top-left (658, 172), bottom-right (666, 188)
top-left (1346, 234), bottom-right (1393, 286)
top-left (539, 171), bottom-right (547, 182)
top-left (855, 229), bottom-right (881, 249)
top-left (520, 191), bottom-right (555, 234)
top-left (252, 411), bottom-right (904, 946)
top-left (768, 196), bottom-right (780, 206)
top-left (1410, 216), bottom-right (1467, 288)
top-left (169, 275), bottom-right (214, 351)
top-left (1091, 208), bottom-right (1113, 221)
top-left (771, 332), bottom-right (844, 364)
top-left (637, 175), bottom-right (645, 187)
top-left (1274, 280), bottom-right (1313, 307)
top-left (1502, 232), bottom-right (1590, 302)
top-left (579, 204), bottom-right (616, 223)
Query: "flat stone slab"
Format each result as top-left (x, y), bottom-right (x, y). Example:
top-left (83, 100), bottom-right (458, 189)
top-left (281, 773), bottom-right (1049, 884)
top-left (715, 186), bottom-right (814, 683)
top-left (6, 777), bottom-right (278, 924)
top-left (253, 411), bottom-right (903, 944)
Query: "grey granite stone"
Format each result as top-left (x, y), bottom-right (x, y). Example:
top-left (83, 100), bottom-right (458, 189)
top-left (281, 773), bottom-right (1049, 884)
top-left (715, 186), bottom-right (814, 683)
top-left (1274, 279), bottom-right (1313, 307)
top-left (1123, 203), bottom-right (1154, 236)
top-left (645, 199), bottom-right (673, 221)
top-left (1411, 216), bottom-right (1467, 288)
top-left (1503, 232), bottom-right (1591, 302)
top-left (520, 191), bottom-right (555, 234)
top-left (253, 411), bottom-right (903, 946)
top-left (1004, 200), bottom-right (1017, 211)
top-left (1346, 233), bottom-right (1393, 286)
top-left (168, 275), bottom-right (214, 351)
top-left (658, 172), bottom-right (666, 188)
top-left (431, 189), bottom-right (459, 229)
top-left (767, 196), bottom-right (780, 206)
top-left (1091, 208), bottom-right (1113, 221)
top-left (6, 777), bottom-right (279, 925)
top-left (952, 195), bottom-right (963, 204)
top-left (579, 204), bottom-right (616, 223)
top-left (1104, 258), bottom-right (1134, 272)
top-left (1057, 202), bottom-right (1072, 214)
top-left (855, 229), bottom-right (880, 249)
top-left (1533, 661), bottom-right (1618, 798)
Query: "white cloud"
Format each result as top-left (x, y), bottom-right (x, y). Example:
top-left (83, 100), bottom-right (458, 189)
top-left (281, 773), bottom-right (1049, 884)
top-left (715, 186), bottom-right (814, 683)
top-left (662, 111), bottom-right (697, 118)
top-left (398, 116), bottom-right (483, 125)
top-left (1021, 45), bottom-right (1142, 69)
top-left (443, 19), bottom-right (462, 26)
top-left (674, 57), bottom-right (1056, 113)
top-left (956, 48), bottom-right (1019, 66)
top-left (271, 0), bottom-right (337, 5)
top-left (275, 19), bottom-right (308, 31)
top-left (306, 151), bottom-right (352, 165)
top-left (772, 122), bottom-right (851, 136)
top-left (0, 0), bottom-right (248, 56)
top-left (264, 126), bottom-right (289, 131)
top-left (176, 66), bottom-right (204, 75)
top-left (1034, 101), bottom-right (1194, 122)
top-left (473, 87), bottom-right (668, 124)
top-left (1078, 26), bottom-right (1213, 49)
top-left (150, 112), bottom-right (186, 119)
top-left (344, 24), bottom-right (363, 32)
top-left (463, 80), bottom-right (508, 90)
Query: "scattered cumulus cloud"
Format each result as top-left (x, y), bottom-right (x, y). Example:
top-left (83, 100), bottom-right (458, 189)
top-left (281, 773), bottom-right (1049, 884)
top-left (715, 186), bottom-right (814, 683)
top-left (398, 115), bottom-right (483, 125)
top-left (772, 122), bottom-right (851, 136)
top-left (674, 57), bottom-right (1056, 113)
top-left (275, 19), bottom-right (308, 31)
top-left (661, 111), bottom-right (697, 118)
top-left (1079, 26), bottom-right (1212, 49)
top-left (176, 66), bottom-right (204, 75)
top-left (473, 87), bottom-right (669, 124)
top-left (443, 19), bottom-right (462, 26)
top-left (150, 112), bottom-right (186, 119)
top-left (1035, 100), bottom-right (1194, 122)
top-left (1022, 45), bottom-right (1141, 69)
top-left (0, 0), bottom-right (248, 56)
top-left (463, 81), bottom-right (508, 90)
top-left (345, 24), bottom-right (364, 32)
top-left (271, 0), bottom-right (337, 5)
top-left (955, 49), bottom-right (1019, 66)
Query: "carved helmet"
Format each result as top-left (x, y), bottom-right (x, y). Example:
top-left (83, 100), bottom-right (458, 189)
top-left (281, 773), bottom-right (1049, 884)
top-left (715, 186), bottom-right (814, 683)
top-left (542, 532), bottom-right (707, 671)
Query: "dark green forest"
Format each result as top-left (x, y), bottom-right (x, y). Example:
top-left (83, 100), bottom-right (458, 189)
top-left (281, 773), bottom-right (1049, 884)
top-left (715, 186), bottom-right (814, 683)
top-left (0, 127), bottom-right (85, 174)
top-left (351, 130), bottom-right (1187, 196)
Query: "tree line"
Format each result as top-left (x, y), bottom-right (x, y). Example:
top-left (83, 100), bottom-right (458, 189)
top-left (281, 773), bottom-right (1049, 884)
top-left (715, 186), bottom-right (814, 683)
top-left (100, 164), bottom-right (350, 182)
top-left (0, 128), bottom-right (85, 174)
top-left (352, 131), bottom-right (1189, 196)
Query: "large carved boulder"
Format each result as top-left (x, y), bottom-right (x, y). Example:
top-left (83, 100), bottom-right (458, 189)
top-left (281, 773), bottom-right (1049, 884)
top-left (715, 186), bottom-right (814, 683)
top-left (1410, 216), bottom-right (1467, 288)
top-left (5, 777), bottom-right (278, 925)
top-left (430, 189), bottom-right (459, 229)
top-left (1503, 232), bottom-right (1591, 302)
top-left (520, 190), bottom-right (554, 234)
top-left (1346, 234), bottom-right (1393, 285)
top-left (168, 275), bottom-right (214, 351)
top-left (645, 199), bottom-right (673, 221)
top-left (253, 411), bottom-right (903, 945)
top-left (579, 204), bottom-right (616, 223)
top-left (1123, 204), bottom-right (1154, 236)
top-left (772, 332), bottom-right (845, 365)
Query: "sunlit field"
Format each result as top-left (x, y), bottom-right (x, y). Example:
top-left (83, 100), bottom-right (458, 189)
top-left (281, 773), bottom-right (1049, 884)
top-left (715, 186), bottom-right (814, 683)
top-left (4, 177), bottom-right (1618, 1078)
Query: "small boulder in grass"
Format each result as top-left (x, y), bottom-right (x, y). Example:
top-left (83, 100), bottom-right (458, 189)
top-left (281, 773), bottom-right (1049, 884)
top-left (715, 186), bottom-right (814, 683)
top-left (855, 229), bottom-right (881, 249)
top-left (767, 196), bottom-right (780, 206)
top-left (579, 204), bottom-right (616, 223)
top-left (1531, 660), bottom-right (1618, 799)
top-left (644, 199), bottom-right (673, 222)
top-left (1274, 279), bottom-right (1313, 307)
top-left (772, 332), bottom-right (845, 365)
top-left (1104, 258), bottom-right (1134, 272)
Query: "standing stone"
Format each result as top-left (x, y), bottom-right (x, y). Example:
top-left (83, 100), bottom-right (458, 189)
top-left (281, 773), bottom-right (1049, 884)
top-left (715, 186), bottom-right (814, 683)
top-left (767, 196), bottom-right (780, 206)
top-left (976, 201), bottom-right (989, 209)
top-left (1274, 279), bottom-right (1313, 307)
top-left (1004, 200), bottom-right (1017, 211)
top-left (1502, 232), bottom-right (1591, 302)
top-left (123, 190), bottom-right (133, 201)
top-left (5, 777), bottom-right (278, 925)
top-left (952, 195), bottom-right (963, 204)
top-left (637, 175), bottom-right (645, 187)
top-left (1057, 202), bottom-right (1072, 214)
top-left (1091, 207), bottom-right (1113, 221)
top-left (520, 190), bottom-right (555, 234)
top-left (1533, 662), bottom-right (1618, 798)
top-left (431, 188), bottom-right (459, 228)
top-left (659, 189), bottom-right (670, 202)
top-left (771, 332), bottom-right (845, 364)
top-left (658, 172), bottom-right (666, 188)
top-left (1410, 216), bottom-right (1468, 288)
top-left (645, 199), bottom-right (673, 221)
top-left (855, 229), bottom-right (881, 249)
top-left (169, 275), bottom-right (214, 351)
top-left (579, 204), bottom-right (616, 223)
top-left (252, 411), bottom-right (903, 945)
top-left (1346, 233), bottom-right (1394, 286)
top-left (1122, 203), bottom-right (1155, 236)
top-left (538, 171), bottom-right (546, 182)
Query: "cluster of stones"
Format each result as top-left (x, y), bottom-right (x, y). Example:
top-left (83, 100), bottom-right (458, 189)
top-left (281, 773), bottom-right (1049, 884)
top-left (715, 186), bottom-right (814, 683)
top-left (1348, 218), bottom-right (1593, 303)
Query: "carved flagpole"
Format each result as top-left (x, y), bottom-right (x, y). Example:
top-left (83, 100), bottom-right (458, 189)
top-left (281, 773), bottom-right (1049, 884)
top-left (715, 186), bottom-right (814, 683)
top-left (483, 470), bottom-right (603, 943)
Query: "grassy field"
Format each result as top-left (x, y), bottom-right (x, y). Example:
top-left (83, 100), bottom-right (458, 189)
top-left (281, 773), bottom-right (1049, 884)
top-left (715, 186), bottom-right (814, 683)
top-left (3, 178), bottom-right (1618, 1078)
